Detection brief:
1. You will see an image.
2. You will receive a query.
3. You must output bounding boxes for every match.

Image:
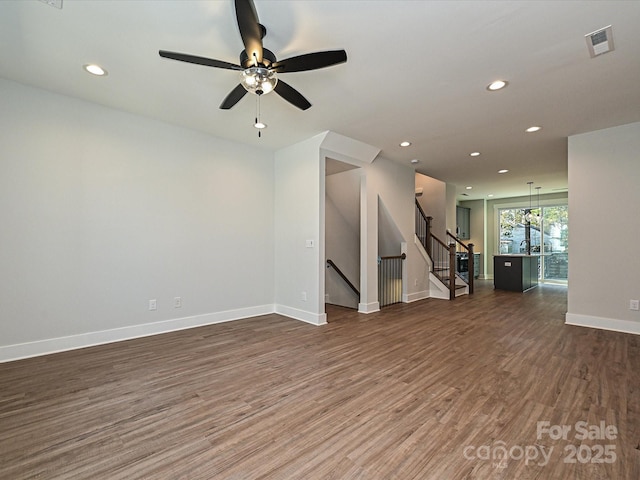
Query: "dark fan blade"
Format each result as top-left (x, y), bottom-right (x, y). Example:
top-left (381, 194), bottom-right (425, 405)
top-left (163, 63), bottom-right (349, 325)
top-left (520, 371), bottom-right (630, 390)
top-left (220, 84), bottom-right (248, 110)
top-left (274, 80), bottom-right (311, 111)
top-left (271, 50), bottom-right (347, 73)
top-left (159, 50), bottom-right (243, 71)
top-left (235, 0), bottom-right (263, 65)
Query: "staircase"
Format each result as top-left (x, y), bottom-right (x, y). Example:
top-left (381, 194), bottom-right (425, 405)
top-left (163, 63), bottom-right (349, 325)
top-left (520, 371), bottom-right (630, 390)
top-left (415, 200), bottom-right (474, 299)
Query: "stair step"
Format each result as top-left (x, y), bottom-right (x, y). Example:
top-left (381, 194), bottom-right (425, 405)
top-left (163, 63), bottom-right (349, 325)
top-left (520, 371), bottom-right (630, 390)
top-left (439, 278), bottom-right (468, 289)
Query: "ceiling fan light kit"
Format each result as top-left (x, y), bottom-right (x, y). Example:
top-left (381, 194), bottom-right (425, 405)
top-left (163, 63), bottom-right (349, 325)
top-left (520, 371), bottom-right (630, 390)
top-left (159, 0), bottom-right (347, 132)
top-left (241, 67), bottom-right (277, 95)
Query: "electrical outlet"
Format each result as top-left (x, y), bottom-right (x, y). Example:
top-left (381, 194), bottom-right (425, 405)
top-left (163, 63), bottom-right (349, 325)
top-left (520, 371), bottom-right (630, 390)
top-left (174, 297), bottom-right (182, 308)
top-left (149, 299), bottom-right (157, 311)
top-left (301, 291), bottom-right (307, 301)
top-left (630, 299), bottom-right (639, 311)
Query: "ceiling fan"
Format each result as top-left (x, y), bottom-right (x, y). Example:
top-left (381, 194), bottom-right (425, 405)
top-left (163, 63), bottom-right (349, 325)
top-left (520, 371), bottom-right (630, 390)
top-left (159, 0), bottom-right (347, 111)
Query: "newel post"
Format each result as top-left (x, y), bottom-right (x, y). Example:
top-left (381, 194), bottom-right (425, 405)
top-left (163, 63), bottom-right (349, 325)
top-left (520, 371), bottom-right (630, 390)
top-left (448, 242), bottom-right (456, 300)
top-left (468, 243), bottom-right (475, 294)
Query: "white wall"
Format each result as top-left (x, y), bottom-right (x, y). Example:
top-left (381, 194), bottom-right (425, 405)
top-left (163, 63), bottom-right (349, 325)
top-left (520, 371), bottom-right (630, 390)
top-left (320, 138), bottom-right (429, 311)
top-left (445, 183), bottom-right (458, 235)
top-left (0, 79), bottom-right (275, 360)
top-left (415, 173), bottom-right (446, 239)
top-left (0, 79), bottom-right (441, 361)
top-left (378, 196), bottom-right (404, 257)
top-left (363, 155), bottom-right (429, 306)
top-left (459, 199), bottom-right (485, 277)
top-left (566, 122), bottom-right (640, 334)
top-left (274, 134), bottom-right (327, 325)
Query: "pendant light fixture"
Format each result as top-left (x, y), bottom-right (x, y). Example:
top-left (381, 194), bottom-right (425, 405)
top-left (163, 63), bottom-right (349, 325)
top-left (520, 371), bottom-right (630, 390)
top-left (535, 186), bottom-right (542, 223)
top-left (525, 181), bottom-right (534, 223)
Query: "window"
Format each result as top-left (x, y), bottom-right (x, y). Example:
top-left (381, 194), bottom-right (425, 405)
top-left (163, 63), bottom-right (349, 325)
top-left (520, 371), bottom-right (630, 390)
top-left (541, 205), bottom-right (568, 282)
top-left (498, 204), bottom-right (568, 283)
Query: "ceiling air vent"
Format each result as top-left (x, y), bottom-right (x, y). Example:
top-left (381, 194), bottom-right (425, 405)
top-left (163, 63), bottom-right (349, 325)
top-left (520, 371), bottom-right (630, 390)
top-left (38, 0), bottom-right (63, 8)
top-left (585, 25), bottom-right (614, 58)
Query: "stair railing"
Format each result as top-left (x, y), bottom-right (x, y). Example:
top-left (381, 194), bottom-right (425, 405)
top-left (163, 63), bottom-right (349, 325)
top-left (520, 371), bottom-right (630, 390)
top-left (415, 199), bottom-right (432, 257)
top-left (378, 253), bottom-right (406, 307)
top-left (326, 259), bottom-right (360, 299)
top-left (415, 200), bottom-right (473, 299)
top-left (446, 232), bottom-right (475, 294)
top-left (427, 235), bottom-right (455, 300)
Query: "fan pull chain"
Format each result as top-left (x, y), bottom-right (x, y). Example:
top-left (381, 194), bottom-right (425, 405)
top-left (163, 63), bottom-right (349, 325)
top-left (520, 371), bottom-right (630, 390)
top-left (255, 94), bottom-right (262, 138)
top-left (257, 95), bottom-right (260, 138)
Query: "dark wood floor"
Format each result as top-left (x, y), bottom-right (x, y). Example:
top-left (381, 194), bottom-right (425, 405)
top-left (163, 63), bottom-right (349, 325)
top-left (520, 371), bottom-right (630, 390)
top-left (1, 281), bottom-right (639, 479)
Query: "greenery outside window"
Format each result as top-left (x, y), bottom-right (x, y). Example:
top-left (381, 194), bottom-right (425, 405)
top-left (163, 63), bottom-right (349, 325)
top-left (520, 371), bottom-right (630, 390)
top-left (498, 204), bottom-right (568, 282)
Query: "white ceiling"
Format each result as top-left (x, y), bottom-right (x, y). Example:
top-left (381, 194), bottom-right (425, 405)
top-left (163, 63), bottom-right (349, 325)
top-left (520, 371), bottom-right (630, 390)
top-left (2, 0), bottom-right (639, 200)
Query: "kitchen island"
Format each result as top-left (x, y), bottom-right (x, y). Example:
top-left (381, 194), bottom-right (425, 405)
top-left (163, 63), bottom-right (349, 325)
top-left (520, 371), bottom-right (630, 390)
top-left (493, 254), bottom-right (539, 292)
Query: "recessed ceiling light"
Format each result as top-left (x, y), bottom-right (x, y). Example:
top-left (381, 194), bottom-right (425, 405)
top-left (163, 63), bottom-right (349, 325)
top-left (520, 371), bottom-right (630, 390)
top-left (254, 121), bottom-right (266, 129)
top-left (488, 194), bottom-right (494, 197)
top-left (400, 141), bottom-right (411, 147)
top-left (466, 186), bottom-right (473, 190)
top-left (525, 126), bottom-right (542, 133)
top-left (498, 169), bottom-right (509, 174)
top-left (83, 64), bottom-right (107, 76)
top-left (470, 152), bottom-right (481, 157)
top-left (487, 80), bottom-right (508, 91)
top-left (410, 159), bottom-right (419, 164)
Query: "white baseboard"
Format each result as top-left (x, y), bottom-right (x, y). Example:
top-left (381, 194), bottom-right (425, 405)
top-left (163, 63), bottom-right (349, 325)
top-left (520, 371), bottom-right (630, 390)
top-left (0, 304), bottom-right (330, 363)
top-left (565, 313), bottom-right (640, 335)
top-left (404, 290), bottom-right (429, 303)
top-left (358, 301), bottom-right (380, 314)
top-left (274, 304), bottom-right (327, 326)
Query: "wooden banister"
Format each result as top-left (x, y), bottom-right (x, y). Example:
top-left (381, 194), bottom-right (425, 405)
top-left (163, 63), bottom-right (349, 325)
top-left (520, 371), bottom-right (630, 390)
top-left (446, 231), bottom-right (474, 294)
top-left (326, 259), bottom-right (360, 298)
top-left (448, 243), bottom-right (456, 300)
top-left (432, 234), bottom-right (448, 250)
top-left (415, 200), bottom-right (474, 298)
top-left (468, 243), bottom-right (474, 293)
top-left (415, 200), bottom-right (433, 258)
top-left (446, 231), bottom-right (472, 250)
top-left (380, 253), bottom-right (407, 260)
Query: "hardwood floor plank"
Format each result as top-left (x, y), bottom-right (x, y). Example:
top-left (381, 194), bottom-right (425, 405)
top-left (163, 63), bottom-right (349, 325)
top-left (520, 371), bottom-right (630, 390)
top-left (1, 281), bottom-right (640, 479)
